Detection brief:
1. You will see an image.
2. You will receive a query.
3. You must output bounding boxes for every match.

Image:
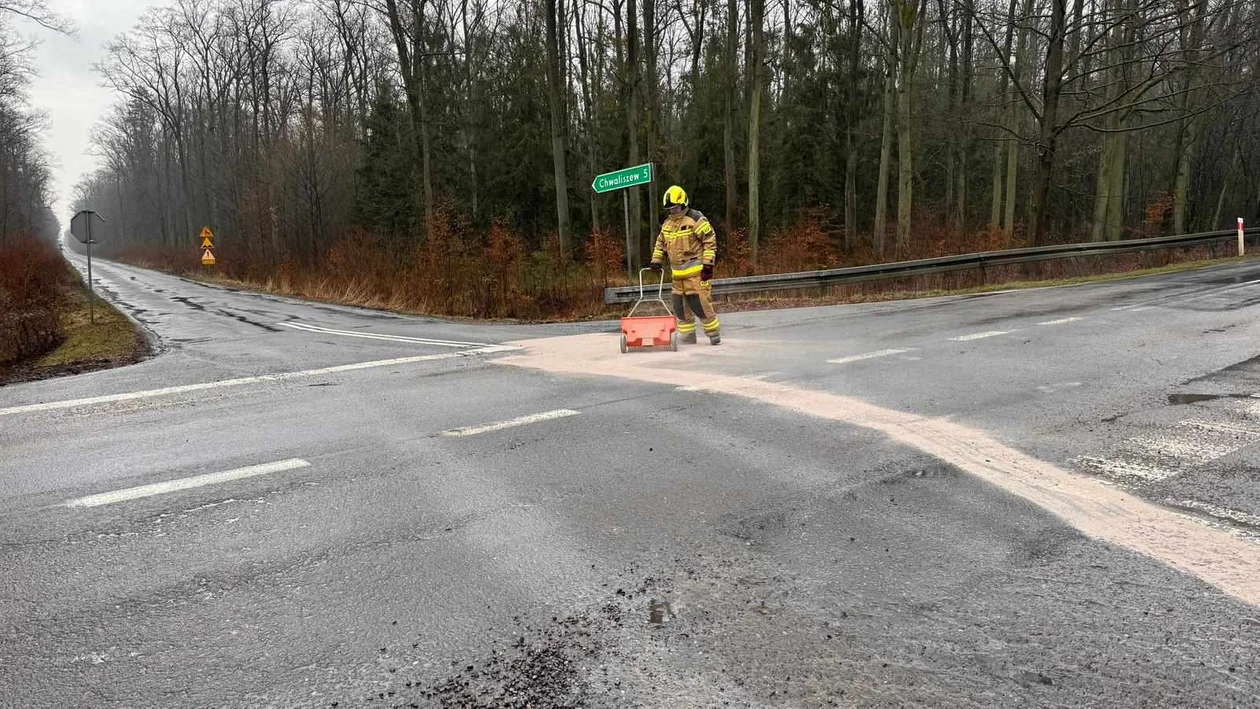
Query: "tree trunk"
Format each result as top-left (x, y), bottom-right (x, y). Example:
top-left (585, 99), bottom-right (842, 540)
top-left (544, 0), bottom-right (572, 254)
top-left (873, 2), bottom-right (898, 257)
top-left (724, 0), bottom-right (737, 233)
top-left (627, 0), bottom-right (642, 267)
top-left (894, 0), bottom-right (925, 252)
top-left (955, 0), bottom-right (973, 227)
top-left (1211, 141), bottom-right (1242, 230)
top-left (416, 0), bottom-right (434, 232)
top-left (1004, 0), bottom-right (1034, 239)
top-left (990, 0), bottom-right (1017, 231)
top-left (643, 0), bottom-right (659, 252)
top-left (747, 0), bottom-right (765, 264)
top-left (844, 0), bottom-right (863, 251)
top-left (1029, 0), bottom-right (1067, 247)
top-left (1172, 0), bottom-right (1205, 235)
top-left (575, 0), bottom-right (600, 230)
top-left (383, 0), bottom-right (433, 235)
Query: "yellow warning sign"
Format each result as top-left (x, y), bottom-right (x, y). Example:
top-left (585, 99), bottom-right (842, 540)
top-left (200, 226), bottom-right (214, 239)
top-left (201, 237), bottom-right (213, 248)
top-left (201, 249), bottom-right (216, 266)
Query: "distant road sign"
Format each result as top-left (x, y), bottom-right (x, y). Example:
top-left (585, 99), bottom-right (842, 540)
top-left (199, 226), bottom-right (216, 265)
top-left (592, 163), bottom-right (653, 194)
top-left (70, 210), bottom-right (105, 244)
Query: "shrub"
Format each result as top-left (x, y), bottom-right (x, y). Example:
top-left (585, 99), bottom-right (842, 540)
top-left (0, 237), bottom-right (73, 367)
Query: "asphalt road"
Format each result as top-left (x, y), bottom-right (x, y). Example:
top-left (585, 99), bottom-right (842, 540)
top-left (3, 256), bottom-right (1260, 707)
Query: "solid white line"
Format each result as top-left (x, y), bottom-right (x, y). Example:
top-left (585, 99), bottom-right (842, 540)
top-left (0, 346), bottom-right (514, 418)
top-left (827, 348), bottom-right (915, 365)
top-left (280, 321), bottom-right (491, 348)
top-left (64, 459), bottom-right (311, 508)
top-left (949, 330), bottom-right (1013, 342)
top-left (282, 322), bottom-right (469, 348)
top-left (1037, 316), bottom-right (1083, 326)
top-left (442, 409), bottom-right (581, 437)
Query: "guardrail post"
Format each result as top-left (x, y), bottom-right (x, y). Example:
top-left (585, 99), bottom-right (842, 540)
top-left (1239, 218), bottom-right (1246, 257)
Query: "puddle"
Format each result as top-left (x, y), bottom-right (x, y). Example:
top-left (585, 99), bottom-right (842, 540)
top-left (647, 600), bottom-right (674, 626)
top-left (1168, 393), bottom-right (1256, 405)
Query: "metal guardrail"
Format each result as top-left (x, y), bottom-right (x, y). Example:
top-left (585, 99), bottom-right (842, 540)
top-left (603, 228), bottom-right (1257, 305)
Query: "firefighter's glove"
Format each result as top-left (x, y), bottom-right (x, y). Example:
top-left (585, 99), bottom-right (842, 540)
top-left (650, 263), bottom-right (663, 273)
top-left (701, 264), bottom-right (714, 281)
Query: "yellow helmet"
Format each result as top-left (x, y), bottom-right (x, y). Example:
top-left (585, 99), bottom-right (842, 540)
top-left (663, 185), bottom-right (689, 209)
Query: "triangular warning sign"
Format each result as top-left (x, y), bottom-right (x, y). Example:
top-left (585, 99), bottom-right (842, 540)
top-left (200, 226), bottom-right (214, 239)
top-left (201, 249), bottom-right (216, 265)
top-left (201, 237), bottom-right (213, 248)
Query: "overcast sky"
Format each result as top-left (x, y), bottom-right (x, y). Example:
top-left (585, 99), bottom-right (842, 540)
top-left (26, 0), bottom-right (152, 229)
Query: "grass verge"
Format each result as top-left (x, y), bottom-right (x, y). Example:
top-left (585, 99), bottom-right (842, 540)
top-left (0, 274), bottom-right (150, 385)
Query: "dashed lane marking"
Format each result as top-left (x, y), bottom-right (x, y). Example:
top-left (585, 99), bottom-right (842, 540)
top-left (441, 409), bottom-right (581, 437)
top-left (949, 330), bottom-right (1014, 342)
top-left (827, 348), bottom-right (916, 365)
top-left (0, 347), bottom-right (514, 418)
top-left (1037, 316), bottom-right (1084, 326)
top-left (64, 459), bottom-right (311, 508)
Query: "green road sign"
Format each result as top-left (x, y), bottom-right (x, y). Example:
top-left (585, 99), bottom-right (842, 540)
top-left (592, 163), bottom-right (653, 194)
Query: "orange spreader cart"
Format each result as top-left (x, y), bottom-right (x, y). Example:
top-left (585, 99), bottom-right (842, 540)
top-left (620, 268), bottom-right (678, 353)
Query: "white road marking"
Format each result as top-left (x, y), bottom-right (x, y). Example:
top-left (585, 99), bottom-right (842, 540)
top-left (1179, 419), bottom-right (1260, 437)
top-left (64, 459), bottom-right (311, 508)
top-left (1126, 433), bottom-right (1242, 466)
top-left (1169, 499), bottom-right (1260, 529)
top-left (949, 330), bottom-right (1013, 342)
top-left (1075, 456), bottom-right (1179, 482)
top-left (827, 348), bottom-right (915, 365)
top-left (0, 346), bottom-right (513, 418)
top-left (280, 321), bottom-right (492, 348)
top-left (442, 409), bottom-right (581, 437)
top-left (1036, 382), bottom-right (1083, 394)
top-left (1037, 316), bottom-right (1083, 326)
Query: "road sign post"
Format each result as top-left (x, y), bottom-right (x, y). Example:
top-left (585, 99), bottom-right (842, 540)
top-left (592, 163), bottom-right (653, 278)
top-left (1239, 218), bottom-right (1246, 257)
top-left (70, 210), bottom-right (106, 324)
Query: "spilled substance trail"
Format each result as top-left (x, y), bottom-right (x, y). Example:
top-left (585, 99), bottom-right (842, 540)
top-left (499, 333), bottom-right (1260, 607)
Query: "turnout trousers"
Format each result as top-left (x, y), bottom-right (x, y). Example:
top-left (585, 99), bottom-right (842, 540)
top-left (671, 274), bottom-right (720, 341)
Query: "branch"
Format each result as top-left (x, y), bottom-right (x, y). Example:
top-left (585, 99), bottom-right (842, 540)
top-left (0, 0), bottom-right (76, 36)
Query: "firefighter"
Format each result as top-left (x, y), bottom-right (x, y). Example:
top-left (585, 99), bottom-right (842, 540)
top-left (650, 185), bottom-right (721, 345)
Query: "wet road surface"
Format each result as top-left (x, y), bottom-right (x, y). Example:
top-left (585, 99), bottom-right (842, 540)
top-left (4, 256), bottom-right (1260, 707)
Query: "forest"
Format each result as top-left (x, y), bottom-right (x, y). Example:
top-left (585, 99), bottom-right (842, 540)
top-left (68, 0), bottom-right (1260, 317)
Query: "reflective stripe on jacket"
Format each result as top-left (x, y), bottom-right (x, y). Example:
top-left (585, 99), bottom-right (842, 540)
top-left (650, 209), bottom-right (717, 280)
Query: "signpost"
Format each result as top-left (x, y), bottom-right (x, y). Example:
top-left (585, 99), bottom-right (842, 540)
top-left (1239, 217), bottom-right (1246, 257)
top-left (70, 210), bottom-right (106, 324)
top-left (200, 226), bottom-right (216, 265)
top-left (592, 163), bottom-right (653, 278)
